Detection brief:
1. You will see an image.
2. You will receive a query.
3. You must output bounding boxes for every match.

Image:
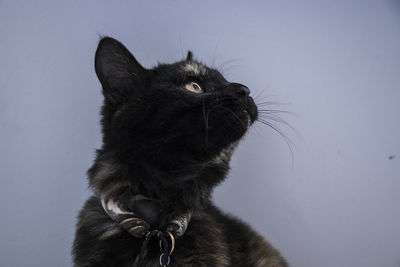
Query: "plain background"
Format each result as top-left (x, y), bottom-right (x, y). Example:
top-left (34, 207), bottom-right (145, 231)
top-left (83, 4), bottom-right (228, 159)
top-left (1, 1), bottom-right (399, 266)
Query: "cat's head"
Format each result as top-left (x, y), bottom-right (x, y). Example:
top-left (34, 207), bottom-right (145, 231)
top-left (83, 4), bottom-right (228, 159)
top-left (95, 37), bottom-right (257, 166)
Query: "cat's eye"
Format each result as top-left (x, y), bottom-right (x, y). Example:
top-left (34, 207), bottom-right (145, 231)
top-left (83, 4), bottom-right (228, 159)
top-left (185, 82), bottom-right (203, 93)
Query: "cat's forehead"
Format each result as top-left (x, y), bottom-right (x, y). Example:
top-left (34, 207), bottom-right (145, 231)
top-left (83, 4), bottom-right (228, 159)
top-left (180, 61), bottom-right (207, 76)
top-left (154, 59), bottom-right (225, 82)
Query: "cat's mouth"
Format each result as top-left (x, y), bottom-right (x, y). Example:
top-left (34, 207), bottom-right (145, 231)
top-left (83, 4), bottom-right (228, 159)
top-left (243, 102), bottom-right (257, 128)
top-left (243, 110), bottom-right (252, 129)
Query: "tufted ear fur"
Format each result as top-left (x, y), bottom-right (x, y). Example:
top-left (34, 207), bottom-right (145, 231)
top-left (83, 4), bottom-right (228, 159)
top-left (95, 37), bottom-right (148, 104)
top-left (186, 51), bottom-right (193, 61)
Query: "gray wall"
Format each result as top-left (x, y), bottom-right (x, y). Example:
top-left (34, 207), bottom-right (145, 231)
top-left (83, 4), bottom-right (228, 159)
top-left (1, 1), bottom-right (399, 266)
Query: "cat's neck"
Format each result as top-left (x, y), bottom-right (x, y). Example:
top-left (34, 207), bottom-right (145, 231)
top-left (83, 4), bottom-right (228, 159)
top-left (88, 148), bottom-right (231, 212)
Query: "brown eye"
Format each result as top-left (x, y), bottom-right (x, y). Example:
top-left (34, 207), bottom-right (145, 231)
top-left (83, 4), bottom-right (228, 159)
top-left (185, 82), bottom-right (203, 93)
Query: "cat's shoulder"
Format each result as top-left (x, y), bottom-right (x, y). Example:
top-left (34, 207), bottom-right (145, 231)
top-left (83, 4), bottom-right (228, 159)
top-left (198, 204), bottom-right (289, 267)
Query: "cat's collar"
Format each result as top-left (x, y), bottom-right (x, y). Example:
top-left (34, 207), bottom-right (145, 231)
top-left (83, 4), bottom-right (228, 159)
top-left (100, 193), bottom-right (192, 238)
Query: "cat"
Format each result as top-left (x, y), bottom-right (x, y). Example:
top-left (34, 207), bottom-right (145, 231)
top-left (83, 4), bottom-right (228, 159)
top-left (72, 37), bottom-right (288, 267)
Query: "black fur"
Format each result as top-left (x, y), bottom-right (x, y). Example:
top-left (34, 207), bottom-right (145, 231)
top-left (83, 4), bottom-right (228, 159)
top-left (73, 37), bottom-right (288, 267)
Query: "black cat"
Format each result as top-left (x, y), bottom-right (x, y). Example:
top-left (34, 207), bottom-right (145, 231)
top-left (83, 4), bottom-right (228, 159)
top-left (73, 37), bottom-right (288, 267)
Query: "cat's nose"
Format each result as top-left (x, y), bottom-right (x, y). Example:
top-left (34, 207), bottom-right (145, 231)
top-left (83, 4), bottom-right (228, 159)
top-left (230, 83), bottom-right (250, 98)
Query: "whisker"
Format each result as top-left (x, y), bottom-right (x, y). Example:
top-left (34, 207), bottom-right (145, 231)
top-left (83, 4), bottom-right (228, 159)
top-left (256, 118), bottom-right (295, 165)
top-left (258, 110), bottom-right (304, 146)
top-left (253, 90), bottom-right (278, 102)
top-left (216, 58), bottom-right (242, 77)
top-left (256, 101), bottom-right (291, 107)
top-left (254, 95), bottom-right (276, 105)
top-left (253, 93), bottom-right (300, 165)
top-left (258, 109), bottom-right (298, 116)
top-left (211, 40), bottom-right (220, 68)
top-left (258, 114), bottom-right (301, 140)
top-left (217, 58), bottom-right (242, 70)
top-left (252, 90), bottom-right (263, 103)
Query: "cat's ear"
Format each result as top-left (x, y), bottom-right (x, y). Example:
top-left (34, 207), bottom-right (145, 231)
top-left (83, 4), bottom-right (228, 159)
top-left (95, 37), bottom-right (148, 104)
top-left (186, 51), bottom-right (193, 61)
